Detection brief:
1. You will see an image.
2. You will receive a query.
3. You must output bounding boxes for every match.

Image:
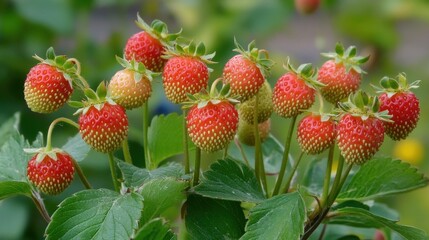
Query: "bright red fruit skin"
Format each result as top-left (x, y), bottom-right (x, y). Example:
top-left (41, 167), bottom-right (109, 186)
top-left (187, 101), bottom-right (238, 152)
top-left (337, 114), bottom-right (385, 164)
top-left (297, 114), bottom-right (336, 155)
top-left (125, 31), bottom-right (166, 72)
top-left (27, 152), bottom-right (74, 195)
top-left (163, 56), bottom-right (209, 104)
top-left (272, 72), bottom-right (315, 118)
top-left (295, 0), bottom-right (320, 14)
top-left (24, 64), bottom-right (73, 113)
top-left (223, 55), bottom-right (265, 101)
top-left (379, 92), bottom-right (420, 141)
top-left (79, 103), bottom-right (128, 153)
top-left (318, 60), bottom-right (361, 104)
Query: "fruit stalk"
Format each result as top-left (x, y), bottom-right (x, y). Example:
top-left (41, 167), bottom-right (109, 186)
top-left (282, 151), bottom-right (305, 194)
top-left (72, 158), bottom-right (92, 189)
top-left (108, 152), bottom-right (119, 192)
top-left (31, 190), bottom-right (51, 223)
top-left (143, 102), bottom-right (151, 169)
top-left (272, 115), bottom-right (297, 196)
top-left (66, 57), bottom-right (90, 90)
top-left (234, 137), bottom-right (250, 167)
top-left (321, 145), bottom-right (335, 205)
top-left (183, 109), bottom-right (190, 174)
top-left (46, 117), bottom-right (79, 151)
top-left (327, 155), bottom-right (345, 206)
top-left (193, 147), bottom-right (201, 186)
top-left (254, 94), bottom-right (268, 193)
top-left (122, 140), bottom-right (133, 164)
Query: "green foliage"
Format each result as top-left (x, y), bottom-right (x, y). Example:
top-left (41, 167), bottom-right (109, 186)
top-left (194, 158), bottom-right (265, 203)
top-left (134, 218), bottom-right (176, 240)
top-left (241, 192), bottom-right (306, 240)
top-left (185, 194), bottom-right (246, 240)
top-left (61, 133), bottom-right (91, 162)
top-left (0, 113), bottom-right (20, 147)
top-left (338, 157), bottom-right (428, 201)
top-left (0, 181), bottom-right (32, 200)
top-left (45, 189), bottom-right (143, 240)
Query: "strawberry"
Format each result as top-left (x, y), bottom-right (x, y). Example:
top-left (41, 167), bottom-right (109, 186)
top-left (73, 83), bottom-right (129, 153)
top-left (238, 81), bottom-right (273, 124)
top-left (318, 43), bottom-right (369, 104)
top-left (223, 39), bottom-right (273, 101)
top-left (295, 0), bottom-right (320, 14)
top-left (297, 114), bottom-right (336, 155)
top-left (108, 57), bottom-right (157, 109)
top-left (337, 91), bottom-right (391, 164)
top-left (163, 41), bottom-right (214, 104)
top-left (272, 61), bottom-right (322, 118)
top-left (124, 15), bottom-right (180, 72)
top-left (27, 149), bottom-right (74, 195)
top-left (185, 81), bottom-right (239, 152)
top-left (376, 74), bottom-right (420, 141)
top-left (238, 119), bottom-right (271, 146)
top-left (24, 48), bottom-right (84, 113)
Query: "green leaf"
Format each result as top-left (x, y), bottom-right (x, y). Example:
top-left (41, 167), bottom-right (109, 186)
top-left (46, 189), bottom-right (143, 240)
top-left (338, 157), bottom-right (428, 201)
top-left (0, 133), bottom-right (31, 182)
top-left (194, 158), bottom-right (265, 203)
top-left (0, 199), bottom-right (29, 240)
top-left (140, 178), bottom-right (188, 223)
top-left (148, 113), bottom-right (195, 167)
top-left (117, 161), bottom-right (184, 187)
top-left (241, 192), bottom-right (306, 240)
top-left (329, 207), bottom-right (428, 240)
top-left (0, 181), bottom-right (32, 200)
top-left (185, 195), bottom-right (246, 240)
top-left (134, 218), bottom-right (176, 240)
top-left (228, 134), bottom-right (292, 174)
top-left (0, 113), bottom-right (20, 147)
top-left (62, 134), bottom-right (90, 162)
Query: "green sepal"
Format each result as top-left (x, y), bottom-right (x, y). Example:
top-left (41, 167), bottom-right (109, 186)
top-left (135, 13), bottom-right (182, 48)
top-left (232, 38), bottom-right (274, 78)
top-left (68, 101), bottom-right (85, 108)
top-left (96, 81), bottom-right (108, 99)
top-left (321, 42), bottom-right (369, 74)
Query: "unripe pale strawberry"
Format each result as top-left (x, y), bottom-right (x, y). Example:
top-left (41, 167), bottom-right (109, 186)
top-left (27, 149), bottom-right (74, 195)
top-left (238, 81), bottom-right (273, 124)
top-left (238, 119), bottom-right (271, 146)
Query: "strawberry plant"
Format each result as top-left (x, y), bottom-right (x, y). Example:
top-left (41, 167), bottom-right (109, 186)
top-left (1, 14), bottom-right (428, 240)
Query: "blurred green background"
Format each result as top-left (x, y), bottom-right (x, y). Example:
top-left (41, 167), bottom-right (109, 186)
top-left (1, 0), bottom-right (428, 239)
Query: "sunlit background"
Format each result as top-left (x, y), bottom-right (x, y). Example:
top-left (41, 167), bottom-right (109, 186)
top-left (0, 0), bottom-right (428, 238)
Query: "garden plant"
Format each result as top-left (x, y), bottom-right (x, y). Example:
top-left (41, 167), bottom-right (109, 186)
top-left (0, 13), bottom-right (427, 239)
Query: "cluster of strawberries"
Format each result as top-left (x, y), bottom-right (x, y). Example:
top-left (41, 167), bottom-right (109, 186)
top-left (22, 15), bottom-right (420, 196)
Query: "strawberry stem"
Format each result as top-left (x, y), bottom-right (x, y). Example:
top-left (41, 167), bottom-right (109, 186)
top-left (281, 151), bottom-right (305, 194)
top-left (321, 145), bottom-right (335, 206)
top-left (31, 190), bottom-right (51, 223)
top-left (253, 94), bottom-right (268, 195)
top-left (234, 136), bottom-right (250, 167)
top-left (72, 158), bottom-right (92, 189)
top-left (327, 155), bottom-right (345, 206)
top-left (143, 102), bottom-right (152, 169)
top-left (183, 109), bottom-right (190, 174)
top-left (317, 91), bottom-right (325, 113)
top-left (272, 115), bottom-right (297, 196)
top-left (193, 147), bottom-right (201, 186)
top-left (122, 140), bottom-right (133, 165)
top-left (46, 118), bottom-right (79, 151)
top-left (108, 152), bottom-right (119, 192)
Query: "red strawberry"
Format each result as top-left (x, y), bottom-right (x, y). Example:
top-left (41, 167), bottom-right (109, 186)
top-left (337, 91), bottom-right (390, 164)
top-left (79, 102), bottom-right (128, 153)
top-left (295, 0), bottom-right (320, 14)
top-left (124, 16), bottom-right (180, 72)
top-left (318, 43), bottom-right (369, 104)
top-left (27, 149), bottom-right (74, 195)
top-left (297, 114), bottom-right (336, 155)
top-left (24, 63), bottom-right (73, 113)
top-left (163, 41), bottom-right (214, 104)
top-left (187, 101), bottom-right (238, 152)
top-left (108, 57), bottom-right (156, 109)
top-left (376, 74), bottom-right (420, 140)
top-left (223, 39), bottom-right (273, 101)
top-left (272, 62), bottom-right (321, 118)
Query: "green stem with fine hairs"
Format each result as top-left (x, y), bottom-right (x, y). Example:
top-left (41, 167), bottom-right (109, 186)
top-left (45, 117), bottom-right (79, 151)
top-left (108, 152), bottom-right (119, 192)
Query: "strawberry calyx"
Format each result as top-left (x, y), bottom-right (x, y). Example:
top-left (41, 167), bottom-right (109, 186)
top-left (23, 147), bottom-right (65, 164)
top-left (70, 82), bottom-right (117, 115)
top-left (338, 91), bottom-right (392, 122)
top-left (373, 73), bottom-right (420, 98)
top-left (321, 42), bottom-right (369, 74)
top-left (135, 13), bottom-right (181, 48)
top-left (285, 58), bottom-right (325, 89)
top-left (182, 78), bottom-right (239, 109)
top-left (33, 47), bottom-right (89, 90)
top-left (163, 38), bottom-right (216, 65)
top-left (115, 56), bottom-right (160, 82)
top-left (233, 38), bottom-right (274, 78)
